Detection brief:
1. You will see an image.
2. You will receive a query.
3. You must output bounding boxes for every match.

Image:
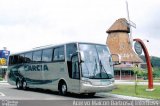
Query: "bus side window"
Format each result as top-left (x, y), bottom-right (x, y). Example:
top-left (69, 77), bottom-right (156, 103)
top-left (66, 43), bottom-right (77, 78)
top-left (42, 48), bottom-right (53, 62)
top-left (33, 50), bottom-right (42, 63)
top-left (24, 52), bottom-right (33, 63)
top-left (19, 54), bottom-right (25, 64)
top-left (13, 55), bottom-right (19, 64)
top-left (53, 48), bottom-right (59, 61)
top-left (72, 54), bottom-right (80, 79)
top-left (9, 56), bottom-right (14, 65)
top-left (53, 46), bottom-right (65, 61)
top-left (66, 44), bottom-right (77, 61)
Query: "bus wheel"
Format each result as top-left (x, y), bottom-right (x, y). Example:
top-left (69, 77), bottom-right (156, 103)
top-left (16, 80), bottom-right (22, 89)
top-left (22, 80), bottom-right (28, 90)
top-left (88, 93), bottom-right (96, 97)
top-left (59, 82), bottom-right (67, 95)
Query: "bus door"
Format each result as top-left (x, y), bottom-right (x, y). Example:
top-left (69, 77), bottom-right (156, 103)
top-left (70, 54), bottom-right (80, 92)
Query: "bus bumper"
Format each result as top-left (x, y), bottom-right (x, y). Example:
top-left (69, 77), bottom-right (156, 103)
top-left (80, 83), bottom-right (115, 93)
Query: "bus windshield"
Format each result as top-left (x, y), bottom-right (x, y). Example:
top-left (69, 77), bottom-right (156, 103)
top-left (79, 44), bottom-right (113, 79)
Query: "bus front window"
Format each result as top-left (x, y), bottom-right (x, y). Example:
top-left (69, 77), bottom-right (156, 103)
top-left (79, 44), bottom-right (113, 79)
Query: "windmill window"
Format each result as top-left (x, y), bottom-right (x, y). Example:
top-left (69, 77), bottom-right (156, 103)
top-left (120, 43), bottom-right (125, 50)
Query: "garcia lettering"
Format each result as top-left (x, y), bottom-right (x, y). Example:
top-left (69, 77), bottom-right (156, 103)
top-left (24, 64), bottom-right (49, 71)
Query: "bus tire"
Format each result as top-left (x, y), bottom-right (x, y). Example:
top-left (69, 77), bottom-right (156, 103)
top-left (22, 80), bottom-right (28, 90)
top-left (16, 79), bottom-right (22, 89)
top-left (59, 82), bottom-right (67, 95)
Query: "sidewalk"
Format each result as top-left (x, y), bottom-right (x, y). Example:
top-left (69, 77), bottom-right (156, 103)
top-left (115, 80), bottom-right (160, 85)
top-left (100, 93), bottom-right (151, 100)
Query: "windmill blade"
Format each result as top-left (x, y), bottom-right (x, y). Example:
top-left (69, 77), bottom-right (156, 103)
top-left (126, 1), bottom-right (130, 22)
top-left (129, 20), bottom-right (136, 28)
top-left (126, 0), bottom-right (133, 46)
top-left (125, 1), bottom-right (136, 28)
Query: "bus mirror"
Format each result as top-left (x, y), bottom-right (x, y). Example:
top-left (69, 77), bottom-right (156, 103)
top-left (79, 51), bottom-right (85, 62)
top-left (111, 54), bottom-right (121, 65)
top-left (71, 51), bottom-right (85, 62)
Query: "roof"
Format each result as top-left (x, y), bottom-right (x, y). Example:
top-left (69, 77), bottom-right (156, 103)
top-left (106, 18), bottom-right (130, 33)
top-left (106, 18), bottom-right (143, 63)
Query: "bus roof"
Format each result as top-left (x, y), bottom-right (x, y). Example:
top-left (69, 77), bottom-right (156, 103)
top-left (10, 42), bottom-right (108, 55)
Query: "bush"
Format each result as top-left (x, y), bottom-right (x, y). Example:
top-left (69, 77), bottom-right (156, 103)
top-left (132, 67), bottom-right (147, 79)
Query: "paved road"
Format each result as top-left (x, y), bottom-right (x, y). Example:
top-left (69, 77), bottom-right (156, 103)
top-left (0, 83), bottom-right (123, 100)
top-left (0, 83), bottom-right (153, 106)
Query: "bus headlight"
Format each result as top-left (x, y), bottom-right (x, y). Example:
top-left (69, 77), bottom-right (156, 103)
top-left (82, 80), bottom-right (92, 85)
top-left (110, 79), bottom-right (115, 84)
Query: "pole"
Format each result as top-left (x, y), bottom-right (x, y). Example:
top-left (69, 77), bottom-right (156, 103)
top-left (133, 38), bottom-right (154, 91)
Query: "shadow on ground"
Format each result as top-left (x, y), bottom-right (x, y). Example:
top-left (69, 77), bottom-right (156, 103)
top-left (12, 87), bottom-right (104, 99)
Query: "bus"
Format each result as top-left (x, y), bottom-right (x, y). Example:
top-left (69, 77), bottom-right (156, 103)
top-left (7, 42), bottom-right (121, 96)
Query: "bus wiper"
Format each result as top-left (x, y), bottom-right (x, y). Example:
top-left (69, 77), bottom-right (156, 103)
top-left (99, 60), bottom-right (112, 79)
top-left (89, 59), bottom-right (98, 79)
top-left (92, 59), bottom-right (98, 78)
top-left (83, 62), bottom-right (90, 78)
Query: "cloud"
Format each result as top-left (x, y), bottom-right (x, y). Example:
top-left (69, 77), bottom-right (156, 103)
top-left (0, 0), bottom-right (159, 57)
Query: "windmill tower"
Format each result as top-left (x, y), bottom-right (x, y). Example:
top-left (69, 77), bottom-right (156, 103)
top-left (106, 18), bottom-right (142, 80)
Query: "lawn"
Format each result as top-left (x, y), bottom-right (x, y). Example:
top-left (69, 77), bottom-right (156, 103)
top-left (112, 85), bottom-right (160, 99)
top-left (0, 77), bottom-right (2, 81)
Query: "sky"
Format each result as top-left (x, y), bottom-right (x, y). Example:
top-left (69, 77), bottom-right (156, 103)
top-left (0, 0), bottom-right (160, 57)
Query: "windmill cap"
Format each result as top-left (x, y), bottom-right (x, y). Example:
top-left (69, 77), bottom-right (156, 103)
top-left (106, 18), bottom-right (130, 33)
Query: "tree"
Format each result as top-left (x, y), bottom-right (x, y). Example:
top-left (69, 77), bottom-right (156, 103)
top-left (132, 66), bottom-right (144, 95)
top-left (140, 55), bottom-right (160, 68)
top-left (153, 68), bottom-right (160, 79)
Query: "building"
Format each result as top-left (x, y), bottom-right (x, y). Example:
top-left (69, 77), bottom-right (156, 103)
top-left (0, 48), bottom-right (10, 80)
top-left (106, 18), bottom-right (143, 80)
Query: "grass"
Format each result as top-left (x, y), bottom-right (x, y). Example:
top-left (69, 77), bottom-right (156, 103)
top-left (112, 85), bottom-right (160, 99)
top-left (0, 77), bottom-right (3, 81)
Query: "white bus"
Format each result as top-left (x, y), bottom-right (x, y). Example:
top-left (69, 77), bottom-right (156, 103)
top-left (7, 42), bottom-right (120, 96)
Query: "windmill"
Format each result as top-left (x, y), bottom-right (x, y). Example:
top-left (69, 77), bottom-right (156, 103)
top-left (125, 1), bottom-right (136, 46)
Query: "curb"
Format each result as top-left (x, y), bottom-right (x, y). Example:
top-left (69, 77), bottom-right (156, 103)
top-left (107, 93), bottom-right (151, 100)
top-left (0, 81), bottom-right (9, 85)
top-left (0, 81), bottom-right (7, 83)
top-left (99, 93), bottom-right (151, 100)
top-left (115, 81), bottom-right (160, 85)
top-left (0, 82), bottom-right (9, 85)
